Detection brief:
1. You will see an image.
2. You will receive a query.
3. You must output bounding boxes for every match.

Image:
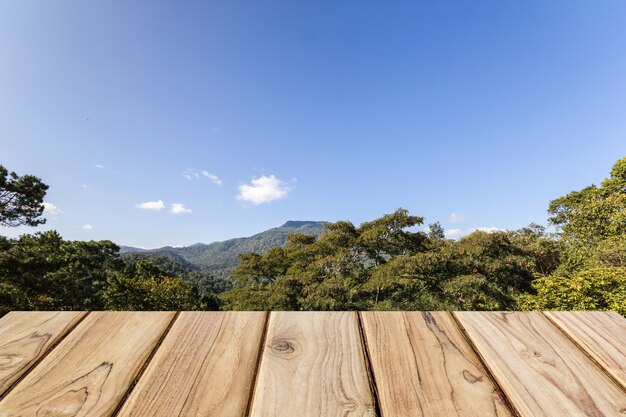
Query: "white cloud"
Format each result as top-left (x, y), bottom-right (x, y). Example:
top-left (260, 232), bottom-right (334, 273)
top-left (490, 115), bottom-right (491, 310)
top-left (445, 226), bottom-right (506, 239)
top-left (471, 226), bottom-right (506, 233)
top-left (185, 169), bottom-right (222, 186)
top-left (82, 224), bottom-right (93, 230)
top-left (170, 203), bottom-right (192, 214)
top-left (42, 202), bottom-right (61, 215)
top-left (445, 228), bottom-right (464, 238)
top-left (94, 164), bottom-right (105, 169)
top-left (136, 200), bottom-right (165, 211)
top-left (237, 175), bottom-right (291, 205)
top-left (201, 170), bottom-right (223, 186)
top-left (448, 212), bottom-right (465, 224)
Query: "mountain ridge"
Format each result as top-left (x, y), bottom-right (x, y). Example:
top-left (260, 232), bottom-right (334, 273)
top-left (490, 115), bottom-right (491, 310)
top-left (120, 220), bottom-right (326, 276)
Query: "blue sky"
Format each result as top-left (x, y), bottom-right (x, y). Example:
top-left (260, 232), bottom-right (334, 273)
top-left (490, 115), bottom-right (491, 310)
top-left (1, 1), bottom-right (625, 248)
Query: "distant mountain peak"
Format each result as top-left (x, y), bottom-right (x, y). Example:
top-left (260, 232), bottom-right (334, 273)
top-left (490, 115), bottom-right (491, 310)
top-left (120, 220), bottom-right (326, 276)
top-left (280, 220), bottom-right (324, 228)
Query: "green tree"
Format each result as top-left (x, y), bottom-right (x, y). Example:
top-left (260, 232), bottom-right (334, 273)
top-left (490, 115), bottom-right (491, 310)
top-left (518, 267), bottom-right (626, 315)
top-left (102, 259), bottom-right (204, 310)
top-left (218, 285), bottom-right (272, 310)
top-left (234, 248), bottom-right (291, 284)
top-left (519, 156), bottom-right (626, 314)
top-left (223, 209), bottom-right (454, 311)
top-left (548, 156), bottom-right (626, 245)
top-left (0, 231), bottom-right (119, 314)
top-left (356, 209), bottom-right (426, 265)
top-left (508, 224), bottom-right (562, 276)
top-left (0, 165), bottom-right (49, 227)
top-left (0, 232), bottom-right (207, 314)
top-left (428, 222), bottom-right (445, 240)
top-left (361, 230), bottom-right (540, 311)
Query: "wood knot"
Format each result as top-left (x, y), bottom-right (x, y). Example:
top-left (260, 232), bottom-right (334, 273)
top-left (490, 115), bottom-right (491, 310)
top-left (37, 387), bottom-right (88, 416)
top-left (462, 370), bottom-right (483, 384)
top-left (0, 353), bottom-right (25, 369)
top-left (268, 338), bottom-right (296, 354)
top-left (341, 400), bottom-right (358, 410)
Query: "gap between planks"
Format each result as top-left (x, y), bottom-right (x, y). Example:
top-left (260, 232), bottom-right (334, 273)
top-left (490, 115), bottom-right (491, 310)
top-left (356, 312), bottom-right (384, 417)
top-left (448, 311), bottom-right (522, 417)
top-left (110, 311), bottom-right (181, 417)
top-left (541, 312), bottom-right (626, 394)
top-left (450, 311), bottom-right (626, 416)
top-left (111, 311), bottom-right (271, 417)
top-left (361, 311), bottom-right (522, 417)
top-left (455, 311), bottom-right (626, 417)
top-left (243, 311), bottom-right (271, 417)
top-left (0, 311), bottom-right (91, 403)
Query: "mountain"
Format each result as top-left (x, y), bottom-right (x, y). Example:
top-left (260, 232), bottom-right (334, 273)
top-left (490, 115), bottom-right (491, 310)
top-left (119, 245), bottom-right (148, 253)
top-left (120, 221), bottom-right (325, 276)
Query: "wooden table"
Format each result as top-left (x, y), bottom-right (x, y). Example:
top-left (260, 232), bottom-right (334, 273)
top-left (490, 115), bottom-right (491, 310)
top-left (0, 311), bottom-right (624, 416)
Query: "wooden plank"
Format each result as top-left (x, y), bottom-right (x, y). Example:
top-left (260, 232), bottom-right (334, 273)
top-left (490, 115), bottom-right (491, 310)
top-left (455, 311), bottom-right (626, 417)
top-left (0, 311), bottom-right (174, 417)
top-left (117, 311), bottom-right (267, 417)
top-left (249, 312), bottom-right (375, 417)
top-left (360, 311), bottom-right (512, 417)
top-left (0, 311), bottom-right (87, 396)
top-left (545, 311), bottom-right (626, 389)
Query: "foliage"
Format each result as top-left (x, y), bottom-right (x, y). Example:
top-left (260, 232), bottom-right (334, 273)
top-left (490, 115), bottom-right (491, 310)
top-left (0, 165), bottom-right (49, 227)
top-left (101, 260), bottom-right (204, 310)
top-left (508, 224), bottom-right (563, 275)
top-left (521, 156), bottom-right (626, 312)
top-left (220, 209), bottom-right (546, 311)
top-left (120, 221), bottom-right (325, 278)
top-left (1, 158), bottom-right (625, 314)
top-left (0, 231), bottom-right (119, 314)
top-left (518, 267), bottom-right (626, 315)
top-left (548, 156), bottom-right (626, 245)
top-left (428, 222), bottom-right (445, 240)
top-left (0, 232), bottom-right (208, 314)
top-left (360, 230), bottom-right (541, 311)
top-left (218, 158), bottom-right (625, 313)
top-left (120, 253), bottom-right (232, 293)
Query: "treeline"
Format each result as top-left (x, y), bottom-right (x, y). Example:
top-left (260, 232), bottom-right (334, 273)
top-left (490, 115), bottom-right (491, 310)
top-left (0, 232), bottom-right (220, 315)
top-left (222, 157), bottom-right (625, 313)
top-left (0, 157), bottom-right (624, 314)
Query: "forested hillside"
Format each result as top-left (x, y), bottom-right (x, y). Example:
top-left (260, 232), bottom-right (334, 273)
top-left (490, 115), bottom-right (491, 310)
top-left (0, 157), bottom-right (624, 314)
top-left (120, 220), bottom-right (325, 276)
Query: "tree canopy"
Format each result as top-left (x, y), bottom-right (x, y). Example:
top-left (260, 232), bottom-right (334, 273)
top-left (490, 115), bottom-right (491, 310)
top-left (0, 165), bottom-right (48, 227)
top-left (520, 156), bottom-right (626, 313)
top-left (0, 157), bottom-right (624, 315)
top-left (548, 156), bottom-right (626, 245)
top-left (0, 231), bottom-right (212, 315)
top-left (220, 214), bottom-right (558, 311)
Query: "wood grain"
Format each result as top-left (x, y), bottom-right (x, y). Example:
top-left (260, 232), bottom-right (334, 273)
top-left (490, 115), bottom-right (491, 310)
top-left (249, 311), bottom-right (375, 417)
top-left (116, 311), bottom-right (267, 417)
top-left (455, 311), bottom-right (626, 417)
top-left (0, 311), bottom-right (174, 417)
top-left (545, 311), bottom-right (626, 389)
top-left (0, 311), bottom-right (86, 396)
top-left (360, 311), bottom-right (512, 417)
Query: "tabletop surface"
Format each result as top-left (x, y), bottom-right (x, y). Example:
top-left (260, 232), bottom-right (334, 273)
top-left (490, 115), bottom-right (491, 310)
top-left (0, 311), bottom-right (624, 417)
